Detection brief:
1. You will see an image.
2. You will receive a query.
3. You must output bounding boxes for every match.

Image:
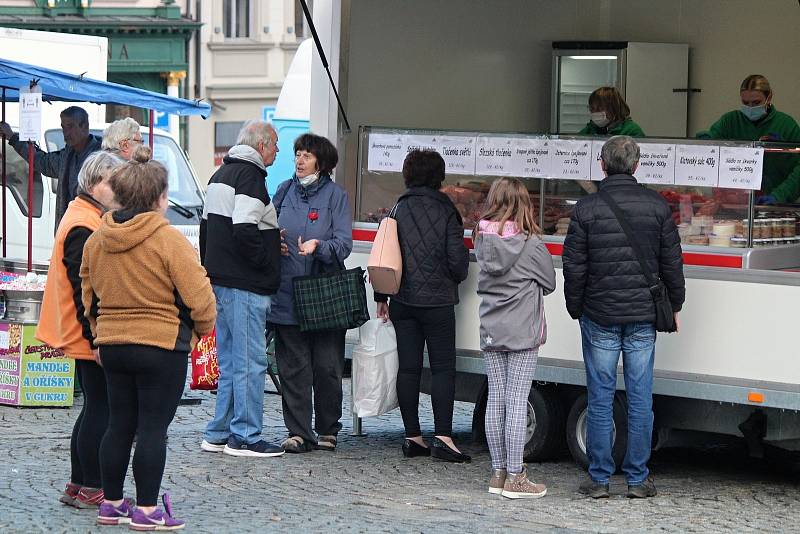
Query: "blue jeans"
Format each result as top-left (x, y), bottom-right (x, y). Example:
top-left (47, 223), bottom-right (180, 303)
top-left (204, 285), bottom-right (271, 445)
top-left (580, 316), bottom-right (656, 486)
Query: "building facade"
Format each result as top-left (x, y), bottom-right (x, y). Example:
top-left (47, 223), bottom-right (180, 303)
top-left (0, 0), bottom-right (199, 132)
top-left (187, 0), bottom-right (310, 182)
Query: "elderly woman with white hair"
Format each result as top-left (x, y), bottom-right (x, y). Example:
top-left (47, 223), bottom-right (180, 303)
top-left (36, 151), bottom-right (125, 508)
top-left (101, 118), bottom-right (143, 160)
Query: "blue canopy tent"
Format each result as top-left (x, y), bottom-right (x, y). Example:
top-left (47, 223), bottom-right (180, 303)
top-left (0, 56), bottom-right (210, 268)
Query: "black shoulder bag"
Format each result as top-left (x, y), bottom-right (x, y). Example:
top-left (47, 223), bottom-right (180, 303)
top-left (598, 190), bottom-right (677, 333)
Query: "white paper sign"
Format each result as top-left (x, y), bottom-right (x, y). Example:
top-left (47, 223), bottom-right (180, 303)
top-left (635, 143), bottom-right (676, 185)
top-left (475, 136), bottom-right (515, 176)
top-left (511, 138), bottom-right (552, 178)
top-left (0, 330), bottom-right (8, 350)
top-left (718, 147), bottom-right (764, 190)
top-left (674, 144), bottom-right (720, 187)
top-left (590, 140), bottom-right (605, 181)
top-left (550, 139), bottom-right (592, 180)
top-left (367, 133), bottom-right (406, 172)
top-left (404, 134), bottom-right (440, 153)
top-left (18, 86), bottom-right (42, 142)
top-left (439, 136), bottom-right (476, 175)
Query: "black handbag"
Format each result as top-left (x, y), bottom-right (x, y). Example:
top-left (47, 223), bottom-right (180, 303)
top-left (292, 256), bottom-right (370, 332)
top-left (598, 190), bottom-right (677, 333)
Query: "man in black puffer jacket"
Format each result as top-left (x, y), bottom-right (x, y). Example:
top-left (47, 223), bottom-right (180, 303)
top-left (563, 135), bottom-right (685, 500)
top-left (375, 150), bottom-right (471, 462)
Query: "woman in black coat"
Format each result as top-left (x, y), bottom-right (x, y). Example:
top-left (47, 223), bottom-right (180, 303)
top-left (376, 149), bottom-right (470, 462)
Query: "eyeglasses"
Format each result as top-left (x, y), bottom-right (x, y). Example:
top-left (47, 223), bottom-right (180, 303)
top-left (126, 137), bottom-right (144, 144)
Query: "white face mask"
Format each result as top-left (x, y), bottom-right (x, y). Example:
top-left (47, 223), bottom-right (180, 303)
top-left (298, 172), bottom-right (320, 187)
top-left (590, 111), bottom-right (610, 128)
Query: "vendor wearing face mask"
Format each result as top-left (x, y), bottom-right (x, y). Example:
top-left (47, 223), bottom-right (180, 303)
top-left (578, 87), bottom-right (646, 137)
top-left (703, 75), bottom-right (800, 204)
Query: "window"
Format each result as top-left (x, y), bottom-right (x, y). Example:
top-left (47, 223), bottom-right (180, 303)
top-left (2, 139), bottom-right (43, 218)
top-left (295, 0), bottom-right (314, 39)
top-left (214, 121), bottom-right (245, 166)
top-left (223, 0), bottom-right (251, 39)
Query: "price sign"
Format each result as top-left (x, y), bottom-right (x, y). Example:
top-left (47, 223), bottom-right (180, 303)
top-left (511, 138), bottom-right (552, 178)
top-left (635, 143), bottom-right (676, 185)
top-left (590, 140), bottom-right (605, 181)
top-left (550, 139), bottom-right (592, 181)
top-left (367, 133), bottom-right (406, 172)
top-left (18, 85), bottom-right (42, 142)
top-left (404, 134), bottom-right (440, 153)
top-left (674, 144), bottom-right (720, 187)
top-left (439, 136), bottom-right (477, 175)
top-left (475, 136), bottom-right (515, 176)
top-left (718, 147), bottom-right (764, 190)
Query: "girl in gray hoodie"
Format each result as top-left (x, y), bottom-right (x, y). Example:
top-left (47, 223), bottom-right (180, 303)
top-left (474, 177), bottom-right (556, 499)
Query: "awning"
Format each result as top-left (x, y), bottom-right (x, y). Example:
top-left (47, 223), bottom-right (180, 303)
top-left (0, 57), bottom-right (210, 117)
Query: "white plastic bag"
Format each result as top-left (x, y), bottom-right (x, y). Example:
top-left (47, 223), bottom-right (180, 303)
top-left (352, 319), bottom-right (399, 417)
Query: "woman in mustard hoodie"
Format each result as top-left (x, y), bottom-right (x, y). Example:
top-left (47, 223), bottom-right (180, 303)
top-left (37, 151), bottom-right (124, 509)
top-left (80, 145), bottom-right (215, 531)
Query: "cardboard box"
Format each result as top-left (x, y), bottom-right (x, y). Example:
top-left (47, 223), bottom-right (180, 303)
top-left (0, 322), bottom-right (74, 407)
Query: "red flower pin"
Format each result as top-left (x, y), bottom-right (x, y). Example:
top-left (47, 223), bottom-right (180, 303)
top-left (308, 210), bottom-right (319, 221)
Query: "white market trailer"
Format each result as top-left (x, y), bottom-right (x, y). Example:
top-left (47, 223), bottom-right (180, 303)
top-left (306, 1), bottom-right (800, 464)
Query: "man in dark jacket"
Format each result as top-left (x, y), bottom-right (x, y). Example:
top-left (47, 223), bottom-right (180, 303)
top-left (199, 120), bottom-right (284, 459)
top-left (1, 106), bottom-right (102, 231)
top-left (563, 135), bottom-right (685, 499)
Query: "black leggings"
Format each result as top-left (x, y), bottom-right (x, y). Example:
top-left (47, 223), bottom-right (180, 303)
top-left (70, 359), bottom-right (109, 488)
top-left (99, 345), bottom-right (187, 506)
top-left (389, 301), bottom-right (457, 438)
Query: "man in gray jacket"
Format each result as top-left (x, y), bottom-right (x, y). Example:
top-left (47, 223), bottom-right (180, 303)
top-left (1, 106), bottom-right (102, 230)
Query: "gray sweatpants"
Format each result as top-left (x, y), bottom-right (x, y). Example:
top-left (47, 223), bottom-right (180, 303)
top-left (484, 349), bottom-right (539, 473)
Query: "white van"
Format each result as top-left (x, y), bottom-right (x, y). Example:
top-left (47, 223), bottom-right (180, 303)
top-left (2, 124), bottom-right (205, 262)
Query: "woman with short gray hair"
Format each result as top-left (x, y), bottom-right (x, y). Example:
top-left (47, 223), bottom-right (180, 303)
top-left (101, 118), bottom-right (142, 160)
top-left (36, 150), bottom-right (124, 508)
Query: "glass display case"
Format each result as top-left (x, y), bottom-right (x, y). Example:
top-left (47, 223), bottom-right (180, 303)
top-left (357, 127), bottom-right (800, 251)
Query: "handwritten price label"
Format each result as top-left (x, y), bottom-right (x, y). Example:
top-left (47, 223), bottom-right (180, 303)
top-left (718, 147), bottom-right (764, 190)
top-left (674, 145), bottom-right (720, 187)
top-left (550, 140), bottom-right (591, 181)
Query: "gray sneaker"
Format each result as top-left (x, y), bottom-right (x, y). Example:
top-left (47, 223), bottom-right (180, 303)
top-left (578, 478), bottom-right (610, 498)
top-left (488, 469), bottom-right (506, 495)
top-left (627, 477), bottom-right (657, 498)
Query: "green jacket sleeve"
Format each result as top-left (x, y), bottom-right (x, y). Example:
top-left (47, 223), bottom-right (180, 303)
top-left (769, 158), bottom-right (800, 203)
top-left (577, 123), bottom-right (592, 135)
top-left (10, 134), bottom-right (63, 179)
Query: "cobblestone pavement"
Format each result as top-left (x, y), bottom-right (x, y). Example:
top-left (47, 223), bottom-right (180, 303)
top-left (1, 379), bottom-right (798, 533)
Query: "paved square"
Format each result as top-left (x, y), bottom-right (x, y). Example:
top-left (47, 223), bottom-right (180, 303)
top-left (1, 379), bottom-right (798, 533)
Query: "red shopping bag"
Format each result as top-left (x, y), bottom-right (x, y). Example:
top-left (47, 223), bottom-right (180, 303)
top-left (190, 329), bottom-right (219, 390)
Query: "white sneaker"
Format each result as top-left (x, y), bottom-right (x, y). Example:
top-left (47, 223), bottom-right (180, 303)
top-left (200, 439), bottom-right (226, 453)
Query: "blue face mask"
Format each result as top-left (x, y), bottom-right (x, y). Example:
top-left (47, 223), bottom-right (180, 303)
top-left (741, 104), bottom-right (768, 122)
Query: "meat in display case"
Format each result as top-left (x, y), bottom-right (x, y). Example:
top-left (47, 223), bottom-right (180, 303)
top-left (357, 127), bottom-right (800, 249)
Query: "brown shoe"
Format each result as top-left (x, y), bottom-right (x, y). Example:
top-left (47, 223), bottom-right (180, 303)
top-left (501, 468), bottom-right (547, 499)
top-left (488, 469), bottom-right (506, 495)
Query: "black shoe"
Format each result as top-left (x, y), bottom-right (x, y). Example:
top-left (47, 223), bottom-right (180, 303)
top-left (402, 438), bottom-right (431, 458)
top-left (578, 479), bottom-right (610, 498)
top-left (627, 477), bottom-right (657, 498)
top-left (430, 437), bottom-right (471, 463)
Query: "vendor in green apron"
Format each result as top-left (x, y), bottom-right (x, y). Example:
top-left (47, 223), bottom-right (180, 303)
top-left (578, 87), bottom-right (646, 137)
top-left (700, 74), bottom-right (800, 204)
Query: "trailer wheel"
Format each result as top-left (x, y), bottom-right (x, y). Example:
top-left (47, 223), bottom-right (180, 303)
top-left (566, 392), bottom-right (627, 471)
top-left (522, 385), bottom-right (566, 462)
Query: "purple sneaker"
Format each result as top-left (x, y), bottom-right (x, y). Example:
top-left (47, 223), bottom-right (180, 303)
top-left (129, 493), bottom-right (185, 531)
top-left (97, 499), bottom-right (133, 526)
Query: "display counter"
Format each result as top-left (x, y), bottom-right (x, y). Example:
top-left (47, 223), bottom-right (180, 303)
top-left (356, 127), bottom-right (800, 265)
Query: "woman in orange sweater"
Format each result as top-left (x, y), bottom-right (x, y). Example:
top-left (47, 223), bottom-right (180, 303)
top-left (36, 150), bottom-right (124, 508)
top-left (81, 145), bottom-right (216, 530)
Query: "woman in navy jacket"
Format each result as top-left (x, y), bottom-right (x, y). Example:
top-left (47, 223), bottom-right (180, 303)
top-left (270, 134), bottom-right (353, 453)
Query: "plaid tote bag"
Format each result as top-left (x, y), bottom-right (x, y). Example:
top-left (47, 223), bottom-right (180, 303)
top-left (292, 257), bottom-right (370, 332)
